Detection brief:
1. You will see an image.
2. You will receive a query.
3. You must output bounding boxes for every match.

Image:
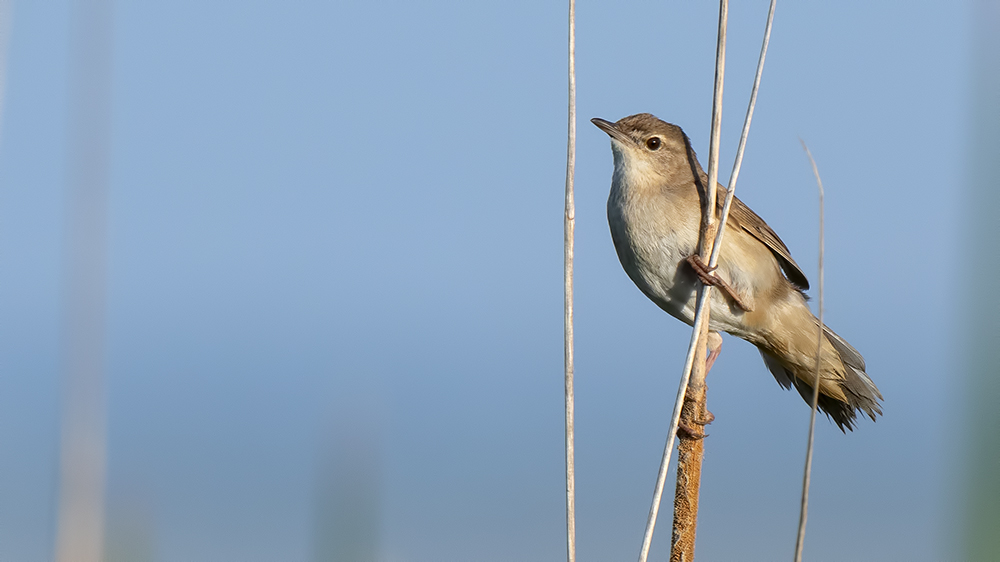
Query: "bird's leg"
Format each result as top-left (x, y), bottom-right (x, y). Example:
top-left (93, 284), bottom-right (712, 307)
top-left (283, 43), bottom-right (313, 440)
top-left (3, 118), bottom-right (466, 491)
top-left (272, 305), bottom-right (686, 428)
top-left (705, 331), bottom-right (723, 373)
top-left (677, 332), bottom-right (723, 440)
top-left (697, 329), bottom-right (722, 426)
top-left (684, 254), bottom-right (754, 312)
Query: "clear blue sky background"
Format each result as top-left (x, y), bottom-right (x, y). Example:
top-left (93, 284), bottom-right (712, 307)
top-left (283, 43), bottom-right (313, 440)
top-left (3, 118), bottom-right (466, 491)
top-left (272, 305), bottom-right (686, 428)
top-left (0, 1), bottom-right (967, 560)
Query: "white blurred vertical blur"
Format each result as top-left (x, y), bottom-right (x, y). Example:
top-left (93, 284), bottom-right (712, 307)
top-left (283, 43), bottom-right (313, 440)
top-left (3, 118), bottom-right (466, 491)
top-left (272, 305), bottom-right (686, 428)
top-left (54, 0), bottom-right (113, 561)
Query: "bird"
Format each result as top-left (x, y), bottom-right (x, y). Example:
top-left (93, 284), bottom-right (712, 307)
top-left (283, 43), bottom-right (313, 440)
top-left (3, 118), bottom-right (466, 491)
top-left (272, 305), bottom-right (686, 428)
top-left (592, 113), bottom-right (882, 431)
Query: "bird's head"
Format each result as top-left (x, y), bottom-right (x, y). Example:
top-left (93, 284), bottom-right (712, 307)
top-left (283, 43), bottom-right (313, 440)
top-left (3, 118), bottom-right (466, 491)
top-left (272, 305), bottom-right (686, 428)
top-left (592, 113), bottom-right (697, 188)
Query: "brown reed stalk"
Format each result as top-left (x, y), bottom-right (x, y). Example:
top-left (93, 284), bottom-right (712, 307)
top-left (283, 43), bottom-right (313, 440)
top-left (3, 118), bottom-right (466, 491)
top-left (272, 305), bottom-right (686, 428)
top-left (668, 1), bottom-right (729, 559)
top-left (670, 2), bottom-right (778, 558)
top-left (636, 1), bottom-right (728, 560)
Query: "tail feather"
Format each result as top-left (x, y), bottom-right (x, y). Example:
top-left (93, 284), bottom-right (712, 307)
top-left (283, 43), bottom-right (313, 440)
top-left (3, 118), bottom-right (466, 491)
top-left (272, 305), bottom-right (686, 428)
top-left (758, 326), bottom-right (882, 432)
top-left (822, 325), bottom-right (882, 420)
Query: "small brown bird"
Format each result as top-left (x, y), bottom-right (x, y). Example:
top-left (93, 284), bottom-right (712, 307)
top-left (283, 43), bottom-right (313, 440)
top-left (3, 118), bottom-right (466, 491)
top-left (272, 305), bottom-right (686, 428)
top-left (592, 113), bottom-right (882, 431)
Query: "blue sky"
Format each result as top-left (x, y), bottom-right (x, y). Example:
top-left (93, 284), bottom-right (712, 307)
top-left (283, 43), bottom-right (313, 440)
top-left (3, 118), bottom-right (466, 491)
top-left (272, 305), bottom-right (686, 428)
top-left (0, 1), bottom-right (969, 560)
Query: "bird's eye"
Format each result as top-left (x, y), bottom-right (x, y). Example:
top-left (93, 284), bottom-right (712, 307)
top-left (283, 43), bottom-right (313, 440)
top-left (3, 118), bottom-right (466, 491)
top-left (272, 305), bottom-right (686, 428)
top-left (646, 137), bottom-right (661, 150)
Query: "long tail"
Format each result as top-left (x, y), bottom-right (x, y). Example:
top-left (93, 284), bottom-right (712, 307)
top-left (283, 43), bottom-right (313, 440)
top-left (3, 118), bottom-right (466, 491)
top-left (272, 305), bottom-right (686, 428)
top-left (758, 325), bottom-right (882, 432)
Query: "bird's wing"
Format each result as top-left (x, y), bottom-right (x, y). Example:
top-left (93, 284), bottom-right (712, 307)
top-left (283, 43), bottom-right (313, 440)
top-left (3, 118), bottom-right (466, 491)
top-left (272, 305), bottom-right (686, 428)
top-left (717, 186), bottom-right (810, 290)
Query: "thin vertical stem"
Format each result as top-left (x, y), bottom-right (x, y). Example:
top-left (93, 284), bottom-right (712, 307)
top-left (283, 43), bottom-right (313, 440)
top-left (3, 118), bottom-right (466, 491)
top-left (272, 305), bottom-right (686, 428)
top-left (794, 142), bottom-right (824, 562)
top-left (637, 2), bottom-right (727, 561)
top-left (713, 0), bottom-right (776, 269)
top-left (669, 0), bottom-right (730, 558)
top-left (639, 287), bottom-right (713, 562)
top-left (563, 0), bottom-right (577, 560)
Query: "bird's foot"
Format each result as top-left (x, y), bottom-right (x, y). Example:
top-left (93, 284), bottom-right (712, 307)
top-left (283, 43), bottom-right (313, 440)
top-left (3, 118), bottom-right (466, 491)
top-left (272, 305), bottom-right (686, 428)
top-left (677, 422), bottom-right (707, 440)
top-left (684, 254), bottom-right (754, 312)
top-left (677, 408), bottom-right (714, 440)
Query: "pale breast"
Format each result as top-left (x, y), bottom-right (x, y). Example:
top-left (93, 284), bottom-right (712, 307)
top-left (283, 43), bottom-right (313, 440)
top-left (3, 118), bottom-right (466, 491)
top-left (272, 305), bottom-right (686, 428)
top-left (607, 180), bottom-right (701, 325)
top-left (606, 175), bottom-right (768, 335)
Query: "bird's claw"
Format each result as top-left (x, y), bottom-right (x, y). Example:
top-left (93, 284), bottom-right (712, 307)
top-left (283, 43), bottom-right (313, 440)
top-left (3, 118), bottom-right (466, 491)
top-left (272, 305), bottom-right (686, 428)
top-left (677, 422), bottom-right (706, 440)
top-left (677, 409), bottom-right (714, 440)
top-left (684, 254), bottom-right (717, 278)
top-left (683, 254), bottom-right (754, 312)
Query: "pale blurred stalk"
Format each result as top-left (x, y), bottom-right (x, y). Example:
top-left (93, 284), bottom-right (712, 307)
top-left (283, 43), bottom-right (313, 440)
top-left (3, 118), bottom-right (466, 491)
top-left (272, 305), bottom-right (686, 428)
top-left (54, 1), bottom-right (113, 561)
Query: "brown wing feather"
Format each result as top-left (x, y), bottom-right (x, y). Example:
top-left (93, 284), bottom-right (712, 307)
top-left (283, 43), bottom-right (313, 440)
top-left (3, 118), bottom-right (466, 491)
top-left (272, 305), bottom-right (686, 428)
top-left (716, 185), bottom-right (810, 290)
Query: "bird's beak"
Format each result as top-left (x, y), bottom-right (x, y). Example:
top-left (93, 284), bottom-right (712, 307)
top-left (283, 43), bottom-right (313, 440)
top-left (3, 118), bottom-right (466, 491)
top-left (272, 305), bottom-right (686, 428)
top-left (591, 117), bottom-right (632, 146)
